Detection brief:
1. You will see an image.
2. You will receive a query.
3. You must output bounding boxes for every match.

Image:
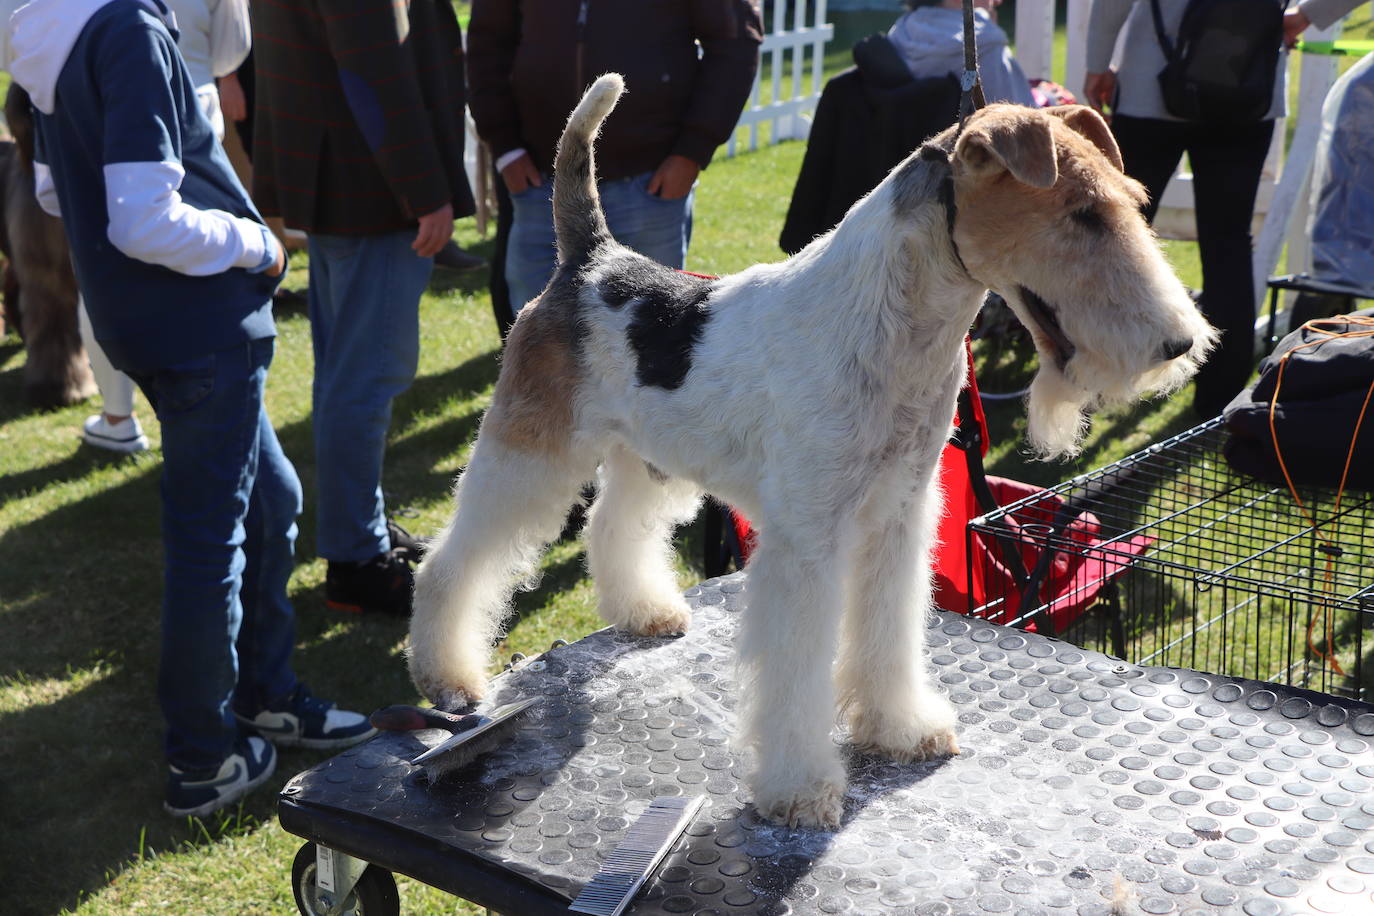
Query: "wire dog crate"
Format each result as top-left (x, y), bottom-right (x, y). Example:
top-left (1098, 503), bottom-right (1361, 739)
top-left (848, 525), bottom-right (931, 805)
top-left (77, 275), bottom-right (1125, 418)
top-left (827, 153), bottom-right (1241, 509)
top-left (966, 417), bottom-right (1374, 700)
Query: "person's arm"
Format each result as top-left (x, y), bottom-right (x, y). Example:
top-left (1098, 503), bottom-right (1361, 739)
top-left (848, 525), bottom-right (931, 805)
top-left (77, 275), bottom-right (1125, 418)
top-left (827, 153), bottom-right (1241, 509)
top-left (1083, 0), bottom-right (1134, 111)
top-left (315, 0), bottom-right (452, 229)
top-left (1286, 0), bottom-right (1365, 44)
top-left (208, 0), bottom-right (251, 79)
top-left (218, 70), bottom-right (247, 123)
top-left (467, 0), bottom-right (541, 193)
top-left (674, 0), bottom-right (763, 171)
top-left (98, 20), bottom-right (281, 276)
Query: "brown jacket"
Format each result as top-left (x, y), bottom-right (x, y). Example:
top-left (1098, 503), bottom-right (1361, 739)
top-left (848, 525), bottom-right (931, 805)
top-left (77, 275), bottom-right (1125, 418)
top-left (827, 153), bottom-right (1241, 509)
top-left (252, 0), bottom-right (476, 235)
top-left (467, 0), bottom-right (762, 181)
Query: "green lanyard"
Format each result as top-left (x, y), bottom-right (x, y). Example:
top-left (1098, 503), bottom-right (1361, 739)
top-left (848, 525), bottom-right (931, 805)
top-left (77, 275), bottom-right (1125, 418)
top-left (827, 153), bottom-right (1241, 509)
top-left (1296, 39), bottom-right (1374, 56)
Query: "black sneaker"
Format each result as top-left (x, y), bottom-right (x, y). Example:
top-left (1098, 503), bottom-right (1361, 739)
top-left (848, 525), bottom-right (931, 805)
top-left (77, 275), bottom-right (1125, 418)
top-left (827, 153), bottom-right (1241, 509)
top-left (325, 550), bottom-right (414, 615)
top-left (164, 735), bottom-right (276, 818)
top-left (235, 684), bottom-right (376, 750)
top-left (386, 519), bottom-right (429, 564)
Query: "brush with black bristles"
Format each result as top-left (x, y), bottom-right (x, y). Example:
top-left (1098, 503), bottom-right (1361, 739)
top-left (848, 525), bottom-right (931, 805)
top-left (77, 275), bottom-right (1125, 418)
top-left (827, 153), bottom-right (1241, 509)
top-left (369, 698), bottom-right (537, 781)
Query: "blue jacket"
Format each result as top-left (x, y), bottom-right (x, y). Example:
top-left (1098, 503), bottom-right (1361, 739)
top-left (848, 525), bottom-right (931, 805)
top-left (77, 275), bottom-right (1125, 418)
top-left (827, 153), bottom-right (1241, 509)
top-left (8, 0), bottom-right (279, 373)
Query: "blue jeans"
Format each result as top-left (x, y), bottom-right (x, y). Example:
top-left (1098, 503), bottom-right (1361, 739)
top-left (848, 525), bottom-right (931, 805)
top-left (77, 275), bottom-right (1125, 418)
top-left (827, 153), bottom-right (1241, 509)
top-left (506, 170), bottom-right (694, 311)
top-left (131, 337), bottom-right (302, 770)
top-left (306, 231), bottom-right (432, 562)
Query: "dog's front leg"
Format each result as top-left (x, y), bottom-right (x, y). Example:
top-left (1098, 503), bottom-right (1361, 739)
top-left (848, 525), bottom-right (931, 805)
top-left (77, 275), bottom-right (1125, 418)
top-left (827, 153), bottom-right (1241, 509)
top-left (836, 472), bottom-right (959, 761)
top-left (738, 534), bottom-right (848, 829)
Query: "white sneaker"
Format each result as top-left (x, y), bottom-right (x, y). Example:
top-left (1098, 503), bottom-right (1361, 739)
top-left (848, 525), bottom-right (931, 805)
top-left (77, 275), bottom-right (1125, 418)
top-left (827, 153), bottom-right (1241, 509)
top-left (81, 414), bottom-right (149, 453)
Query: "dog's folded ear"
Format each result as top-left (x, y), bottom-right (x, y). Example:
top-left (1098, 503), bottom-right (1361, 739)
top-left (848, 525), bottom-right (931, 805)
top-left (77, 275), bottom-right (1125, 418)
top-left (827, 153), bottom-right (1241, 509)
top-left (1041, 105), bottom-right (1125, 172)
top-left (952, 108), bottom-right (1057, 189)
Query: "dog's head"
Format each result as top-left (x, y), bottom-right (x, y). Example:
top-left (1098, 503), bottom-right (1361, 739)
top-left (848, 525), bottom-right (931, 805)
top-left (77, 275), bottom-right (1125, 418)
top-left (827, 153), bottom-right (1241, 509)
top-left (941, 104), bottom-right (1217, 457)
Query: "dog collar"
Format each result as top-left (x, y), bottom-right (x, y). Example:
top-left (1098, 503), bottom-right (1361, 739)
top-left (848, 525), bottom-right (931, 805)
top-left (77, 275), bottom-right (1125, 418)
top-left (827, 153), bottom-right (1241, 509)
top-left (918, 145), bottom-right (971, 279)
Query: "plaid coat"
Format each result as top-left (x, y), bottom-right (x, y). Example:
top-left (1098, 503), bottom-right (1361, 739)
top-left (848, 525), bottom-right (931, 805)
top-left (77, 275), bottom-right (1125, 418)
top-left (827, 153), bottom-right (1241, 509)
top-left (251, 0), bottom-right (476, 235)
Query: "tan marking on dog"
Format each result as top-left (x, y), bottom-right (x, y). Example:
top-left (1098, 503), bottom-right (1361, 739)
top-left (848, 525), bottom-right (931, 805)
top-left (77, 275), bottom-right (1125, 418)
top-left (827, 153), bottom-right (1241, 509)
top-left (948, 107), bottom-right (1151, 283)
top-left (482, 295), bottom-right (580, 455)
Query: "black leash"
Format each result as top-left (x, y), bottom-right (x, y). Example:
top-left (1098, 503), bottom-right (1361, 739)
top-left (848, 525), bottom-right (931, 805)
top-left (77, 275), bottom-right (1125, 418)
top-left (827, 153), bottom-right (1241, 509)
top-left (956, 0), bottom-right (987, 133)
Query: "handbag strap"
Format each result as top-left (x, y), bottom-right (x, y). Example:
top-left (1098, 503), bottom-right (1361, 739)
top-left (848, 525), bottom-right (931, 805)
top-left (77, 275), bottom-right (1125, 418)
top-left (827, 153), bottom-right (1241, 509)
top-left (1149, 0), bottom-right (1179, 64)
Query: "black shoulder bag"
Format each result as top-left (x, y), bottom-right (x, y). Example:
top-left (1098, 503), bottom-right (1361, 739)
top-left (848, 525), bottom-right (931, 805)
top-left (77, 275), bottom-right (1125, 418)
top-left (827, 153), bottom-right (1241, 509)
top-left (1148, 0), bottom-right (1285, 123)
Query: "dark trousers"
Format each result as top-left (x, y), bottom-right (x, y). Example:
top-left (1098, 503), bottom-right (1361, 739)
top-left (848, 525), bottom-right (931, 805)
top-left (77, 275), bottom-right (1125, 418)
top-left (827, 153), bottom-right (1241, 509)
top-left (1110, 115), bottom-right (1274, 417)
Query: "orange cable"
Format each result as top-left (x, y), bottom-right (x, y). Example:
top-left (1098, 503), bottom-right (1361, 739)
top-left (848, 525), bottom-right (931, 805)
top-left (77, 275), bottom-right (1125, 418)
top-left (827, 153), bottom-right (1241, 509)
top-left (1265, 314), bottom-right (1374, 678)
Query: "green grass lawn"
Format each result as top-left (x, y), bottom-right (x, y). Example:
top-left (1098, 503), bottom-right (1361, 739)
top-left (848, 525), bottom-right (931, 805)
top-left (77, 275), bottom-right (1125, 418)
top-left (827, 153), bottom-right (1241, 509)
top-left (13, 6), bottom-right (1367, 908)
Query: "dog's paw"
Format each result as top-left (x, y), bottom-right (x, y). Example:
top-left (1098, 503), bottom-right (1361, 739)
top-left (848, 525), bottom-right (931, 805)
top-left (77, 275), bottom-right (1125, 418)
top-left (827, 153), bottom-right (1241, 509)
top-left (754, 780), bottom-right (846, 830)
top-left (604, 597), bottom-right (692, 638)
top-left (412, 674), bottom-right (486, 713)
top-left (849, 695), bottom-right (961, 763)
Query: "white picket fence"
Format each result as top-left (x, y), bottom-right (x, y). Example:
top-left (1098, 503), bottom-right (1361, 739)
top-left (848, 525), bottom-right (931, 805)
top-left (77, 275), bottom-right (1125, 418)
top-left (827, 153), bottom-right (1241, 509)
top-left (726, 0), bottom-right (835, 155)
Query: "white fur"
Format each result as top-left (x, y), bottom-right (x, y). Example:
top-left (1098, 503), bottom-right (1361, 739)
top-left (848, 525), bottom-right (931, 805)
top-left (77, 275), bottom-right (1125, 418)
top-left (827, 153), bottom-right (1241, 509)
top-left (409, 79), bottom-right (1216, 828)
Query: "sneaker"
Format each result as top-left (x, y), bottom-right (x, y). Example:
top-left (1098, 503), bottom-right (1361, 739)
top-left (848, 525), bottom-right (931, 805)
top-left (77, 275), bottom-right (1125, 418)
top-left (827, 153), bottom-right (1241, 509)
top-left (81, 414), bottom-right (149, 453)
top-left (386, 519), bottom-right (429, 564)
top-left (325, 550), bottom-right (414, 615)
top-left (237, 683), bottom-right (377, 750)
top-left (164, 735), bottom-right (276, 818)
top-left (433, 239), bottom-right (487, 273)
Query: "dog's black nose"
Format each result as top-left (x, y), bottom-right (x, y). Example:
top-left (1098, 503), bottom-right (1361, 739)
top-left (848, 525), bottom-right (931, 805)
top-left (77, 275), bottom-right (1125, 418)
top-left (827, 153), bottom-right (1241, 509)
top-left (1159, 337), bottom-right (1193, 361)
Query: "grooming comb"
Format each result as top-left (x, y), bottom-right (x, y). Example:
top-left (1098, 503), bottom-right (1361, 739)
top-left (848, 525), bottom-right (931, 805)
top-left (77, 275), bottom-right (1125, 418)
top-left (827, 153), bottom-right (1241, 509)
top-left (568, 795), bottom-right (706, 916)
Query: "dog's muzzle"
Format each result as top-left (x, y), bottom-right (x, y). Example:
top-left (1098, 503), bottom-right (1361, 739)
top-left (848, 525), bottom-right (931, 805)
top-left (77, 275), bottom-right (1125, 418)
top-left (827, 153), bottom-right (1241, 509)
top-left (1016, 286), bottom-right (1076, 371)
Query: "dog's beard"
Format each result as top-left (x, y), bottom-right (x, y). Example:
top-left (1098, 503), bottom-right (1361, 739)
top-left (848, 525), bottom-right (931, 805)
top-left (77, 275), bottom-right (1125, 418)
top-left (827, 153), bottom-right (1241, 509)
top-left (1026, 364), bottom-right (1092, 459)
top-left (1025, 321), bottom-right (1217, 459)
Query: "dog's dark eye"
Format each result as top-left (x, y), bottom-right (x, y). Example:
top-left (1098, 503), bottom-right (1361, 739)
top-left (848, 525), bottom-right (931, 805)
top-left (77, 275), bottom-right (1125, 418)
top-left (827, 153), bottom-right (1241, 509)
top-left (1069, 207), bottom-right (1107, 233)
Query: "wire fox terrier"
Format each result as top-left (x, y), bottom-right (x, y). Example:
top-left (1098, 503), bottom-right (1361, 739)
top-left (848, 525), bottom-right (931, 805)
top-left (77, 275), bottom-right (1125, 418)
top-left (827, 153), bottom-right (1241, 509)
top-left (409, 74), bottom-right (1216, 828)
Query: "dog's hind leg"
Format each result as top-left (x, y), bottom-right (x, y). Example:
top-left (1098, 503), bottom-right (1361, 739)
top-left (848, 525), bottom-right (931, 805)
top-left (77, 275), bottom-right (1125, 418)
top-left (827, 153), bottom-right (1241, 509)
top-left (837, 471), bottom-right (959, 762)
top-left (408, 437), bottom-right (591, 710)
top-left (738, 527), bottom-right (850, 828)
top-left (585, 444), bottom-right (700, 637)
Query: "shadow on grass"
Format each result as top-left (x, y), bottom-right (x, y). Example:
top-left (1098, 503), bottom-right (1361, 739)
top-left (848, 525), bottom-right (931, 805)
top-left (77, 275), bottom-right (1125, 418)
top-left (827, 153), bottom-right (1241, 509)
top-left (0, 444), bottom-right (149, 506)
top-left (0, 336), bottom-right (61, 425)
top-left (0, 459), bottom-right (444, 916)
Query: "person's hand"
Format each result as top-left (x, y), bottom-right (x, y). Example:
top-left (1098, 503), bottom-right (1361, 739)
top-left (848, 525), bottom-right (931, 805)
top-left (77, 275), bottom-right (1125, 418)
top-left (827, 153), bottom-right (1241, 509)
top-left (1083, 70), bottom-right (1117, 115)
top-left (413, 203), bottom-right (455, 258)
top-left (1283, 8), bottom-right (1311, 48)
top-left (647, 155), bottom-right (700, 200)
top-left (218, 72), bottom-right (247, 123)
top-left (500, 153), bottom-right (543, 194)
top-left (265, 238), bottom-right (287, 278)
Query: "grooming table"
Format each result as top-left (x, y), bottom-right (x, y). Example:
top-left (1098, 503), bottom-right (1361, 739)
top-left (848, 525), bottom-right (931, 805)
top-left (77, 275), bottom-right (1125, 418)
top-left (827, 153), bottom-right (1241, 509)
top-left (279, 574), bottom-right (1374, 915)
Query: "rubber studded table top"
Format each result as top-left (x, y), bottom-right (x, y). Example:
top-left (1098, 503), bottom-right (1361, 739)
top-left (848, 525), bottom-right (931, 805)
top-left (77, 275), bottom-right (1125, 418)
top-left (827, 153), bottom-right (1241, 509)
top-left (280, 574), bottom-right (1374, 915)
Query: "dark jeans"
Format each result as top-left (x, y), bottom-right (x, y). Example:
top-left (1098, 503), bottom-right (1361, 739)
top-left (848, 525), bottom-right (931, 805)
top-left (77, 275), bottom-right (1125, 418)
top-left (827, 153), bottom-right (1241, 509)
top-left (306, 231), bottom-right (430, 562)
top-left (131, 338), bottom-right (302, 770)
top-left (1110, 115), bottom-right (1274, 417)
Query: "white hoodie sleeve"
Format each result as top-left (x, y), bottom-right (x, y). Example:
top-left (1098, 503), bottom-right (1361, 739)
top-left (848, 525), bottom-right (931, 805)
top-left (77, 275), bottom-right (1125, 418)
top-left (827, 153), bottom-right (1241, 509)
top-left (88, 14), bottom-right (274, 276)
top-left (103, 161), bottom-right (269, 275)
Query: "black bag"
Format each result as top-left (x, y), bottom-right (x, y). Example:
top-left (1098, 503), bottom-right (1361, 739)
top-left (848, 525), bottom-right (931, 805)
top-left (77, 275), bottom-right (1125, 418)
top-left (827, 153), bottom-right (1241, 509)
top-left (1223, 310), bottom-right (1374, 491)
top-left (1149, 0), bottom-right (1284, 123)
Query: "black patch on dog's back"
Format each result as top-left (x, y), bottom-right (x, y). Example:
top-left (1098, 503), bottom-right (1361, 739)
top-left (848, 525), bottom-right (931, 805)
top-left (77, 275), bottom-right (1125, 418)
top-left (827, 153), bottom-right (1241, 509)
top-left (597, 259), bottom-right (714, 390)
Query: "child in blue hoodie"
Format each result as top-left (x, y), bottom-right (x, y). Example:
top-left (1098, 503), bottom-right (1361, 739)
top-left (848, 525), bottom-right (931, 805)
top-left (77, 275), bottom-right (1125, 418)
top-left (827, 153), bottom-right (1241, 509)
top-left (6, 0), bottom-right (376, 816)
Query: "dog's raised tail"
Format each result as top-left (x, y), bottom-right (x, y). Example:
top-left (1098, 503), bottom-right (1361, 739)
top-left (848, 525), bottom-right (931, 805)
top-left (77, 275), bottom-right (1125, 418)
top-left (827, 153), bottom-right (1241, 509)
top-left (552, 73), bottom-right (623, 266)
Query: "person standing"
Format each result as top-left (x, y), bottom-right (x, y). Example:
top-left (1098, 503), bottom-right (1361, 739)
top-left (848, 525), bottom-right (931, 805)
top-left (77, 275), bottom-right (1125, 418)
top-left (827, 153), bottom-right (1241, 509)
top-left (1083, 0), bottom-right (1363, 417)
top-left (69, 0), bottom-right (252, 455)
top-left (467, 0), bottom-right (763, 316)
top-left (252, 0), bottom-right (477, 614)
top-left (7, 0), bottom-right (375, 817)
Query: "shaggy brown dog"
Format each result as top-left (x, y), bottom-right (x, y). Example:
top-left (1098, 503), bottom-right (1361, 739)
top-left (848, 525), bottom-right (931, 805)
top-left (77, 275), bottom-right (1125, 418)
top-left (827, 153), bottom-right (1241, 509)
top-left (1, 84), bottom-right (94, 408)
